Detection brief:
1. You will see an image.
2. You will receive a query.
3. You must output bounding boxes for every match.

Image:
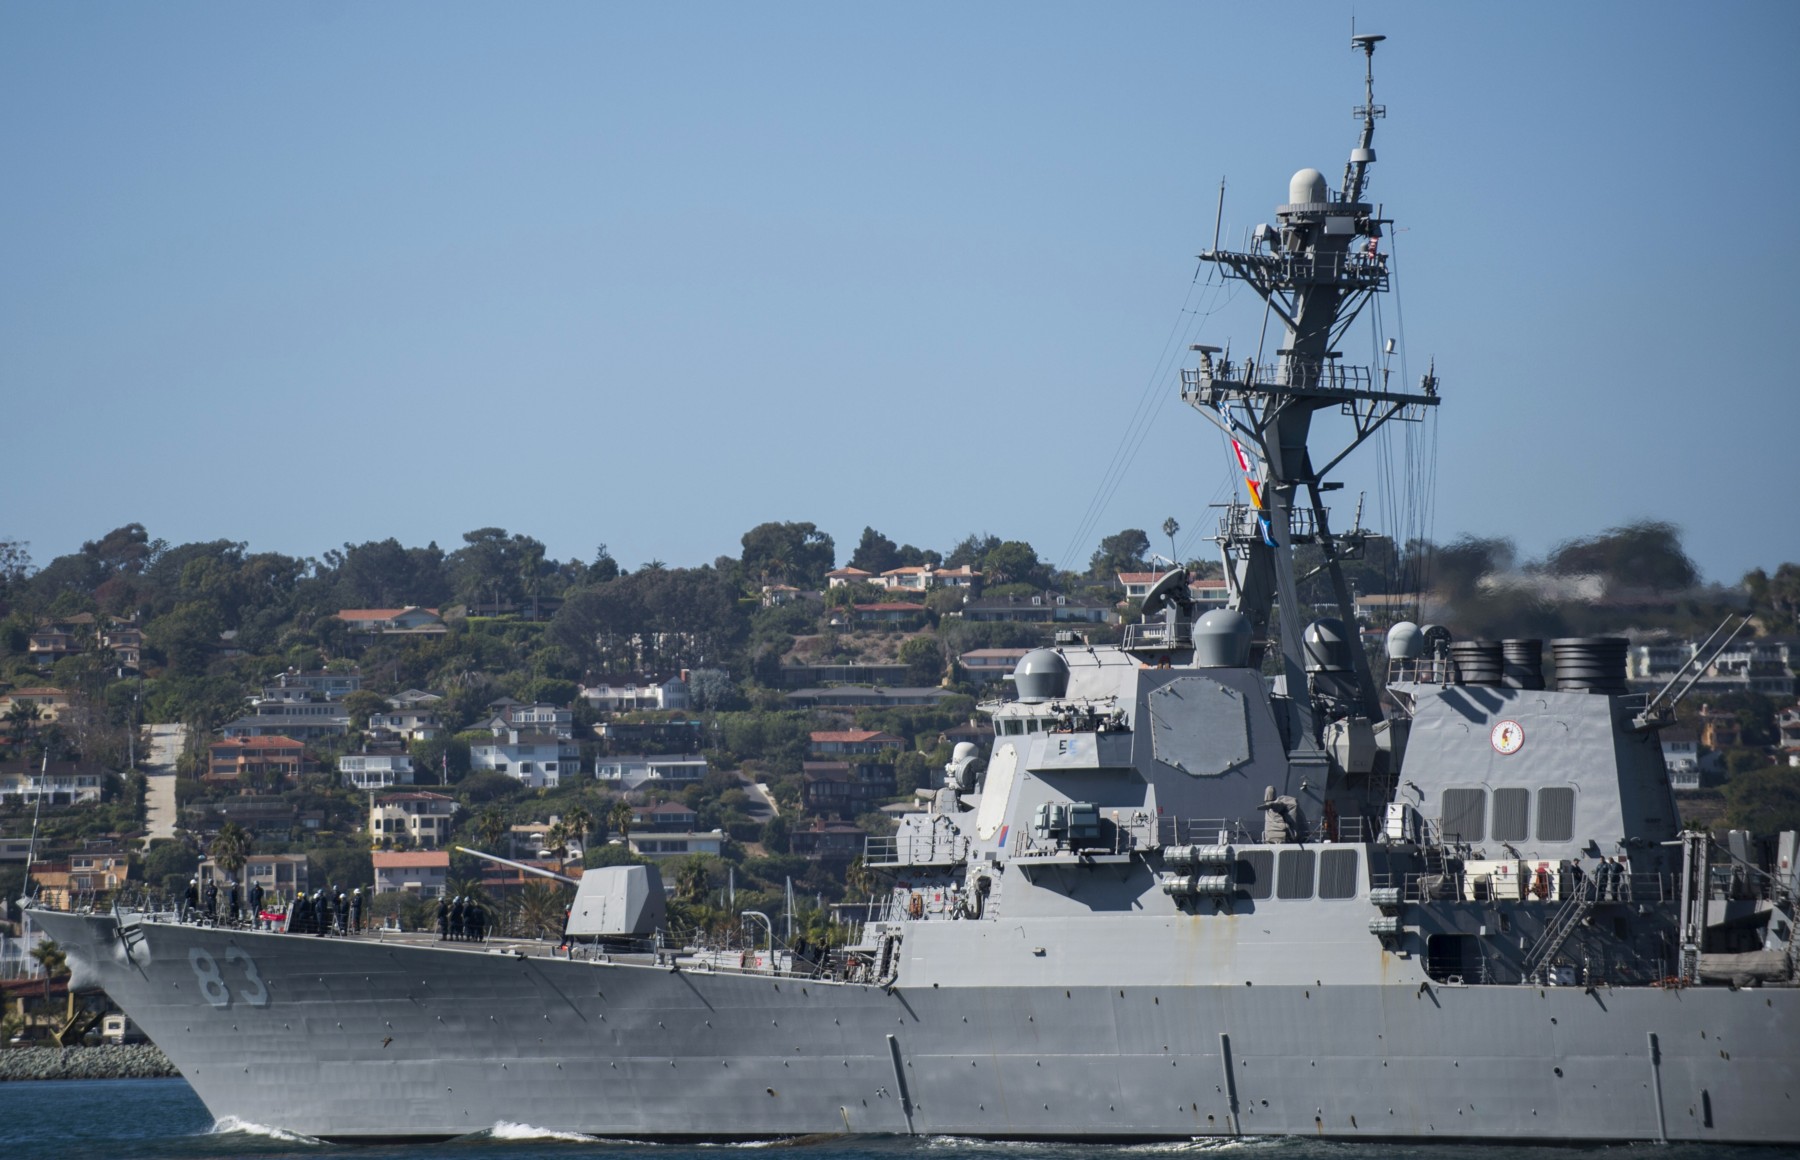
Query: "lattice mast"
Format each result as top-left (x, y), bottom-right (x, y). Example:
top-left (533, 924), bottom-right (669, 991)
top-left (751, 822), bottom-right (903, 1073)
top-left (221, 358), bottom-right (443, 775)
top-left (1182, 34), bottom-right (1439, 759)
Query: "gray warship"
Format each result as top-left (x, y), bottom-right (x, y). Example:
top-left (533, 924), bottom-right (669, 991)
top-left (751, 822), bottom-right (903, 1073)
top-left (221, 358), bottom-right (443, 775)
top-left (27, 36), bottom-right (1800, 1143)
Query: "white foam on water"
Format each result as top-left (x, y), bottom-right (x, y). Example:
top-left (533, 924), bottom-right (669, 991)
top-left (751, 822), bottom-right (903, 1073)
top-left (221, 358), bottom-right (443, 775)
top-left (485, 1120), bottom-right (602, 1142)
top-left (209, 1116), bottom-right (326, 1144)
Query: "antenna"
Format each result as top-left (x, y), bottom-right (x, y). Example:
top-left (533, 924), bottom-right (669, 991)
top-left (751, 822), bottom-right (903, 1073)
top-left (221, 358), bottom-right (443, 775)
top-left (1343, 33), bottom-right (1386, 204)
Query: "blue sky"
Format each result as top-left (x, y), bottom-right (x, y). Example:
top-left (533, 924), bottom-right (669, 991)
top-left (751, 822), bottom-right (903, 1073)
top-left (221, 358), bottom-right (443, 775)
top-left (4, 2), bottom-right (1796, 583)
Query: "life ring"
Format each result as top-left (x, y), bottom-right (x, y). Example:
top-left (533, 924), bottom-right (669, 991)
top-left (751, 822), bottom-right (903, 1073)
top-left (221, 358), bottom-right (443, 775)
top-left (907, 892), bottom-right (924, 920)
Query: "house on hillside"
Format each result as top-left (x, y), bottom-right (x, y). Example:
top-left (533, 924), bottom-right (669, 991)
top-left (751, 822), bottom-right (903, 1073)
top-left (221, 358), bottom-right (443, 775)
top-left (579, 675), bottom-right (691, 714)
top-left (0, 760), bottom-right (105, 805)
top-left (852, 602), bottom-right (928, 628)
top-left (634, 801), bottom-right (699, 832)
top-left (207, 736), bottom-right (311, 788)
top-left (810, 730), bottom-right (906, 758)
top-left (370, 791), bottom-right (457, 849)
top-left (802, 761), bottom-right (897, 819)
top-left (199, 853), bottom-right (309, 898)
top-left (790, 820), bottom-right (867, 861)
top-left (372, 850), bottom-right (449, 897)
top-left (483, 699), bottom-right (574, 739)
top-left (341, 750), bottom-right (416, 790)
top-left (955, 592), bottom-right (1110, 624)
top-left (958, 648), bottom-right (1030, 687)
top-left (593, 753), bottom-right (708, 790)
top-left (0, 687), bottom-right (73, 724)
top-left (626, 831), bottom-right (724, 859)
top-left (825, 567), bottom-right (874, 589)
top-left (787, 687), bottom-right (954, 708)
top-left (336, 607), bottom-right (447, 635)
top-left (469, 728), bottom-right (579, 789)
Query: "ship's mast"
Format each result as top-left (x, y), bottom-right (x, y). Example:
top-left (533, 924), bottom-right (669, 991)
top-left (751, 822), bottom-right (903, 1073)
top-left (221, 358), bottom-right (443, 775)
top-left (1183, 33), bottom-right (1439, 760)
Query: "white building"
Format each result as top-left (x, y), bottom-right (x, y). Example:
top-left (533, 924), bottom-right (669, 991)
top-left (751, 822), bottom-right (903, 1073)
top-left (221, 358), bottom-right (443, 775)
top-left (592, 753), bottom-right (708, 790)
top-left (627, 830), bottom-right (725, 859)
top-left (340, 751), bottom-right (416, 790)
top-left (370, 791), bottom-right (458, 849)
top-left (469, 728), bottom-right (579, 788)
top-left (579, 675), bottom-right (690, 714)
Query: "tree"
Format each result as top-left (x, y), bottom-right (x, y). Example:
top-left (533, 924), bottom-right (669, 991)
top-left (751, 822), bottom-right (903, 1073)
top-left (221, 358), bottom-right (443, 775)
top-left (209, 822), bottom-right (251, 894)
top-left (740, 522), bottom-right (835, 588)
top-left (1090, 529), bottom-right (1150, 578)
top-left (1723, 766), bottom-right (1800, 834)
top-left (471, 806), bottom-right (509, 853)
top-left (849, 527), bottom-right (901, 575)
top-left (513, 880), bottom-right (569, 939)
top-left (543, 820), bottom-right (574, 875)
top-left (982, 541), bottom-right (1050, 590)
top-left (608, 799), bottom-right (635, 845)
top-left (561, 803), bottom-right (596, 850)
top-left (1161, 518), bottom-right (1180, 563)
top-left (30, 939), bottom-right (66, 1000)
top-left (687, 668), bottom-right (738, 712)
top-left (588, 544), bottom-right (621, 585)
top-left (341, 690), bottom-right (388, 731)
top-left (945, 534), bottom-right (1001, 570)
top-left (899, 635), bottom-right (944, 686)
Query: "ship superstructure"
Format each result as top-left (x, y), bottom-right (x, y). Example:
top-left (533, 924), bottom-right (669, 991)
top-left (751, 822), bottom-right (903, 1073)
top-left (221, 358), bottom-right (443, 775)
top-left (27, 36), bottom-right (1800, 1144)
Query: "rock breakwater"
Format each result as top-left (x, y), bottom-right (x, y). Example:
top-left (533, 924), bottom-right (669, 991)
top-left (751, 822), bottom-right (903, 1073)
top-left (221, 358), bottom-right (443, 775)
top-left (0, 1044), bottom-right (178, 1081)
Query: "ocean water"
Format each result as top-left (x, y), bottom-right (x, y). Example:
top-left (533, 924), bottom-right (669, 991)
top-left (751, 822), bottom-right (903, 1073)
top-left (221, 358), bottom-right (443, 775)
top-left (0, 1079), bottom-right (1781, 1160)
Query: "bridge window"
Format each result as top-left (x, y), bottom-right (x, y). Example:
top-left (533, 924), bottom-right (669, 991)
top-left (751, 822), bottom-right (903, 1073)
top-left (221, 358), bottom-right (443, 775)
top-left (1536, 787), bottom-right (1575, 842)
top-left (1318, 849), bottom-right (1358, 899)
top-left (1441, 789), bottom-right (1486, 843)
top-left (1276, 849), bottom-right (1315, 900)
top-left (1492, 788), bottom-right (1529, 843)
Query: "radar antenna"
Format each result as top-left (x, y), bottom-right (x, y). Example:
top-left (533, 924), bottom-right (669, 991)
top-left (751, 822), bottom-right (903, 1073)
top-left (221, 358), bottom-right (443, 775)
top-left (1182, 34), bottom-right (1438, 763)
top-left (1343, 34), bottom-right (1386, 204)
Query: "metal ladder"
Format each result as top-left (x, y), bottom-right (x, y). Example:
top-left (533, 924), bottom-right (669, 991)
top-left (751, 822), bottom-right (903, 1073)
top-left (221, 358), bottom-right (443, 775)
top-left (1522, 879), bottom-right (1596, 981)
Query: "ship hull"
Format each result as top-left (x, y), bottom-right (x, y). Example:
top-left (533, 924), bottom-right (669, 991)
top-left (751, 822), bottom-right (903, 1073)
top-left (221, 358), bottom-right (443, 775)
top-left (34, 909), bottom-right (1798, 1143)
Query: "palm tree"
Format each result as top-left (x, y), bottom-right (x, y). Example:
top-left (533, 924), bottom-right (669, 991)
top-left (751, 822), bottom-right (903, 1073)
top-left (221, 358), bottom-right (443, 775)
top-left (1162, 516), bottom-right (1180, 563)
top-left (673, 855), bottom-right (710, 903)
top-left (543, 820), bottom-right (573, 876)
top-left (561, 803), bottom-right (595, 853)
top-left (30, 939), bottom-right (66, 1000)
top-left (514, 880), bottom-right (568, 940)
top-left (472, 806), bottom-right (508, 854)
top-left (608, 799), bottom-right (634, 847)
top-left (209, 821), bottom-right (251, 899)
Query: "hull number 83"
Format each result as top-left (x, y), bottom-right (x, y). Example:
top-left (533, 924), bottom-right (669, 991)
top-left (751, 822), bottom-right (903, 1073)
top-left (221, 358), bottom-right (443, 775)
top-left (188, 946), bottom-right (270, 1009)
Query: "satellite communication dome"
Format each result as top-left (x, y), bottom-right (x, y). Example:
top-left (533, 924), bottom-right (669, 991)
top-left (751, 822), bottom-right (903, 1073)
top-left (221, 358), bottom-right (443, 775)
top-left (1013, 648), bottom-right (1070, 703)
top-left (1289, 167), bottom-right (1328, 204)
top-left (1385, 620), bottom-right (1423, 660)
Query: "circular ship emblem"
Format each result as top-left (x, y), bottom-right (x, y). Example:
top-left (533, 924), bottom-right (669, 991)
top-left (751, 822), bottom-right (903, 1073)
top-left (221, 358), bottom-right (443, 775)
top-left (1490, 719), bottom-right (1524, 755)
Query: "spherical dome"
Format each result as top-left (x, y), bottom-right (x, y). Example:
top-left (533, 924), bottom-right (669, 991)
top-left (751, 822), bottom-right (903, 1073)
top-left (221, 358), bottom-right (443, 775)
top-left (1386, 620), bottom-right (1423, 660)
top-left (1289, 167), bottom-right (1328, 205)
top-left (951, 742), bottom-right (978, 764)
top-left (1013, 648), bottom-right (1070, 703)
